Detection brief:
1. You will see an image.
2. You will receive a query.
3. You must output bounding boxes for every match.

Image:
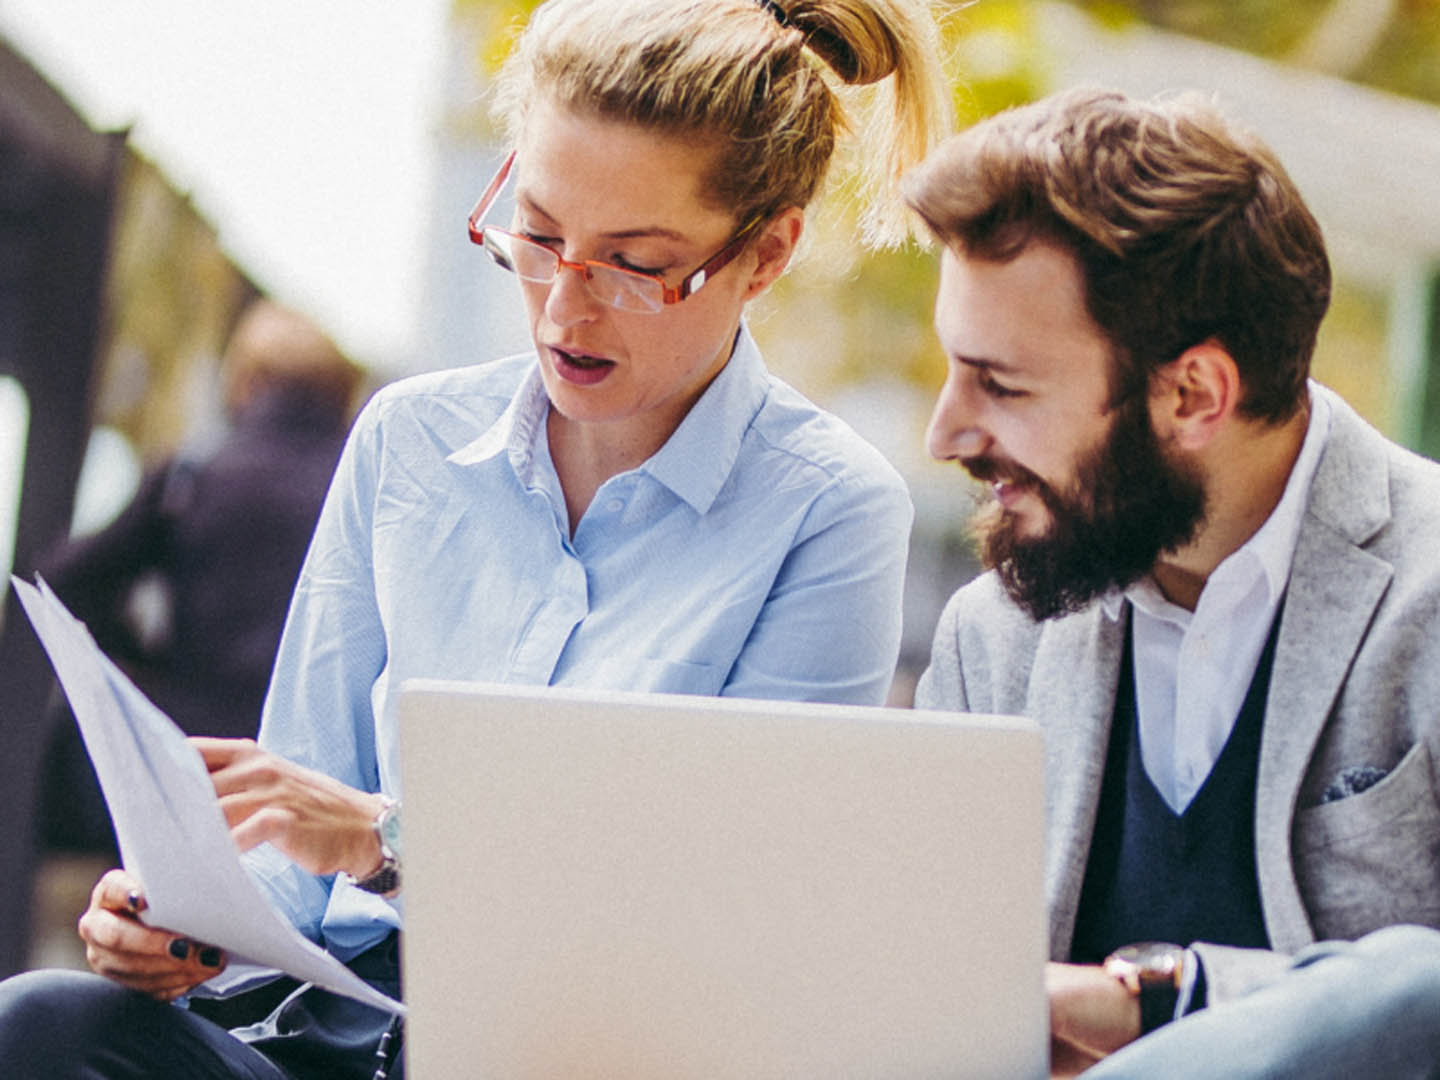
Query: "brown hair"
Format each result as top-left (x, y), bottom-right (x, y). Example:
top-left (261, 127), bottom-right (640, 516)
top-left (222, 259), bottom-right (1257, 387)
top-left (223, 300), bottom-right (362, 419)
top-left (493, 0), bottom-right (951, 246)
top-left (902, 87), bottom-right (1331, 423)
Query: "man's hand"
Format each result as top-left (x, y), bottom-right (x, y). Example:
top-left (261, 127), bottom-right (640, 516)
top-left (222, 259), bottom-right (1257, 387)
top-left (78, 869), bottom-right (226, 1001)
top-left (191, 737), bottom-right (385, 880)
top-left (1047, 961), bottom-right (1141, 1079)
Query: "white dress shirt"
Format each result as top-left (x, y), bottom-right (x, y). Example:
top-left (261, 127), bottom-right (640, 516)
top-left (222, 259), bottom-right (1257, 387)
top-left (1103, 385), bottom-right (1333, 813)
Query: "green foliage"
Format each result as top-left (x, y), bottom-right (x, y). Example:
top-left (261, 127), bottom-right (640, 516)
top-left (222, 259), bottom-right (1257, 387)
top-left (1073, 0), bottom-right (1440, 104)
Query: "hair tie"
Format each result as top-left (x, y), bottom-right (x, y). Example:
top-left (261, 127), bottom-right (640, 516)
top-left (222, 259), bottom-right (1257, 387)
top-left (755, 0), bottom-right (791, 27)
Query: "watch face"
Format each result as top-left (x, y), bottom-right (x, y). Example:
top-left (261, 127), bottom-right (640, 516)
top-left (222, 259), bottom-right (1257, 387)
top-left (1111, 942), bottom-right (1183, 982)
top-left (380, 802), bottom-right (403, 858)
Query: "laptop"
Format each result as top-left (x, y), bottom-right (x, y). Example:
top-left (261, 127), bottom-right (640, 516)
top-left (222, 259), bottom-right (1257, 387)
top-left (397, 681), bottom-right (1048, 1079)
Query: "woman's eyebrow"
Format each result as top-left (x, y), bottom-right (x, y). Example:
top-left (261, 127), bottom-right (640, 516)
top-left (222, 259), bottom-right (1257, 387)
top-left (517, 192), bottom-right (690, 244)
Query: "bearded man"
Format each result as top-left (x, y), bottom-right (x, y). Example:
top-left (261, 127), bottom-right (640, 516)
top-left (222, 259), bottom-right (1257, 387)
top-left (905, 87), bottom-right (1440, 1078)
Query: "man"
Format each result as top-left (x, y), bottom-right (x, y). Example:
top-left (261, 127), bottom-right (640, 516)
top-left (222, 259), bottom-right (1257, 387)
top-left (903, 87), bottom-right (1440, 1077)
top-left (36, 299), bottom-right (361, 852)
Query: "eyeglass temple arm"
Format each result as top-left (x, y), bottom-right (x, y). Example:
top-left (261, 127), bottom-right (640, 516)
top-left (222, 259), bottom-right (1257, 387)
top-left (467, 150), bottom-right (518, 245)
top-left (667, 214), bottom-right (765, 303)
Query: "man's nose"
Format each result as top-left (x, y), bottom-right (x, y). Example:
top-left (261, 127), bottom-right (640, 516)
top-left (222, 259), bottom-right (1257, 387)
top-left (926, 372), bottom-right (991, 461)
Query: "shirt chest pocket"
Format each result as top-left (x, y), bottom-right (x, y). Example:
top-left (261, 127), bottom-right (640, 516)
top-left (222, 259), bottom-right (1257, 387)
top-left (627, 656), bottom-right (730, 696)
top-left (1292, 739), bottom-right (1440, 940)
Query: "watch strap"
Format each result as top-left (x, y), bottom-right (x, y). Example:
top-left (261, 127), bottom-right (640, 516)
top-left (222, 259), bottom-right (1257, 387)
top-left (352, 797), bottom-right (401, 899)
top-left (1104, 942), bottom-right (1186, 1036)
top-left (1137, 977), bottom-right (1180, 1035)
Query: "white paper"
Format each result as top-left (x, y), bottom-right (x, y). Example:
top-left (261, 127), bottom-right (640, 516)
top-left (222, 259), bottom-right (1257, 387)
top-left (13, 575), bottom-right (403, 1016)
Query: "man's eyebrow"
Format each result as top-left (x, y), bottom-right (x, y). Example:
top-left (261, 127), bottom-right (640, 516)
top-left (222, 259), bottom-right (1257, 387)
top-left (517, 193), bottom-right (690, 244)
top-left (953, 353), bottom-right (1025, 377)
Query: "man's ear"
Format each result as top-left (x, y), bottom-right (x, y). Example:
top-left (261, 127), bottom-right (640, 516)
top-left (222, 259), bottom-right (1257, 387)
top-left (1149, 340), bottom-right (1241, 451)
top-left (743, 207), bottom-right (804, 299)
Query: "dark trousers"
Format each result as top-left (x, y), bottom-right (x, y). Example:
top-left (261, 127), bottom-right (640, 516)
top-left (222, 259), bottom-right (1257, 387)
top-left (0, 933), bottom-right (402, 1080)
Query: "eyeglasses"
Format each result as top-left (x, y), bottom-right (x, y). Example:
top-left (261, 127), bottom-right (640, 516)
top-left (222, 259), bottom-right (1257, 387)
top-left (467, 150), bottom-right (759, 315)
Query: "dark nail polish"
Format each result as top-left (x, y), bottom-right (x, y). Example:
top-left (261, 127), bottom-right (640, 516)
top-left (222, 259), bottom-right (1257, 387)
top-left (126, 890), bottom-right (142, 912)
top-left (168, 938), bottom-right (191, 961)
top-left (199, 947), bottom-right (222, 968)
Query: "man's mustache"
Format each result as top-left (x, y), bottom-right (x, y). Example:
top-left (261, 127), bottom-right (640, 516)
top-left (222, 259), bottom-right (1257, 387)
top-left (960, 455), bottom-right (1044, 491)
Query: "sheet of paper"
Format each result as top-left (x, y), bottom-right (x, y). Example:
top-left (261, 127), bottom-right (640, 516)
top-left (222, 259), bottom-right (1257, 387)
top-left (13, 575), bottom-right (403, 1016)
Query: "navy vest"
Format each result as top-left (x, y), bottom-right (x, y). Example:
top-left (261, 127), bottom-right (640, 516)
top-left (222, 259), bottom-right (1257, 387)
top-left (1069, 607), bottom-right (1281, 962)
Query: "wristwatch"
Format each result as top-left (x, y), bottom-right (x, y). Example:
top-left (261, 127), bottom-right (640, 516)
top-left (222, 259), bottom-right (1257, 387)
top-left (1103, 942), bottom-right (1186, 1035)
top-left (353, 797), bottom-right (402, 899)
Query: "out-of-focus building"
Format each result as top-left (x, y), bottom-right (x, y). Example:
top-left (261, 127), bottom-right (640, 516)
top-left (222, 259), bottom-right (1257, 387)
top-left (0, 33), bottom-right (259, 979)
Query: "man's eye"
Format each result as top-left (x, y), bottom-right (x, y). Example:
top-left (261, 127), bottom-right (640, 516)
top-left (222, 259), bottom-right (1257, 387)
top-left (977, 369), bottom-right (1024, 399)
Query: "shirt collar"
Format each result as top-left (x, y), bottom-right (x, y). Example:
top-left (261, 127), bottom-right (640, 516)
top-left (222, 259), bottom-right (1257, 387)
top-left (640, 323), bottom-right (770, 515)
top-left (1229, 381), bottom-right (1332, 600)
top-left (446, 361), bottom-right (550, 485)
top-left (442, 326), bottom-right (769, 513)
top-left (1100, 381), bottom-right (1333, 622)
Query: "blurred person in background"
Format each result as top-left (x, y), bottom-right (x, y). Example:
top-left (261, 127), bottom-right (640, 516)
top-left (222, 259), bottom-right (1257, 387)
top-left (0, 0), bottom-right (949, 1076)
top-left (31, 299), bottom-right (362, 855)
top-left (41, 298), bottom-right (362, 740)
top-left (907, 87), bottom-right (1440, 1079)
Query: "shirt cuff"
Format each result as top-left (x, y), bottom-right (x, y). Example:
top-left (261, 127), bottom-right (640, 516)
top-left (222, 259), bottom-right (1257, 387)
top-left (1175, 948), bottom-right (1207, 1019)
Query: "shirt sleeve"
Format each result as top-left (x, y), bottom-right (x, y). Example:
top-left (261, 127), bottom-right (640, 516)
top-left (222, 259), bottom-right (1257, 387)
top-left (720, 471), bottom-right (912, 706)
top-left (245, 398), bottom-right (390, 937)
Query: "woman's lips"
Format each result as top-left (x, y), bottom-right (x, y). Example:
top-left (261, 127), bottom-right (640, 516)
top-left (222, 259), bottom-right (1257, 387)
top-left (550, 346), bottom-right (616, 386)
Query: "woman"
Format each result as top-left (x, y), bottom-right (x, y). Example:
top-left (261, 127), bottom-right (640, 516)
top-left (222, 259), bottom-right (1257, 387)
top-left (0, 0), bottom-right (949, 1075)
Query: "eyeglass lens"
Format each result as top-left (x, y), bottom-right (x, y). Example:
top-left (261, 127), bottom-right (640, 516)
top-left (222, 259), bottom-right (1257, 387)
top-left (482, 228), bottom-right (666, 314)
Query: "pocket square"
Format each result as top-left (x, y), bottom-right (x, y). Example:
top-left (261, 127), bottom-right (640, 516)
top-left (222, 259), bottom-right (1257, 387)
top-left (1319, 765), bottom-right (1389, 804)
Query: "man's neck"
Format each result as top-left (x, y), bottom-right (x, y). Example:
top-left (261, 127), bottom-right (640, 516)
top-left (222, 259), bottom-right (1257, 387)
top-left (1150, 403), bottom-right (1311, 611)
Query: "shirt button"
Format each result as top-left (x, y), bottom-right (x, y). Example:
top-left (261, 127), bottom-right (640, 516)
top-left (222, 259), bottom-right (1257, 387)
top-left (605, 498), bottom-right (624, 513)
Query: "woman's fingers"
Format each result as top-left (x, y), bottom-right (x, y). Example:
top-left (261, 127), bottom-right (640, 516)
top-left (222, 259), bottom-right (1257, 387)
top-left (92, 867), bottom-right (145, 914)
top-left (186, 736), bottom-right (382, 877)
top-left (79, 869), bottom-right (227, 999)
top-left (190, 735), bottom-right (260, 773)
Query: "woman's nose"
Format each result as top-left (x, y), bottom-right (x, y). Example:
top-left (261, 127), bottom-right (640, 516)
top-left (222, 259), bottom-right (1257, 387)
top-left (543, 260), bottom-right (604, 326)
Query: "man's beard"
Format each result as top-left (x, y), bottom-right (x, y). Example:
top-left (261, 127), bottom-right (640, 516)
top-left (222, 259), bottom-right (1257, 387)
top-left (964, 394), bottom-right (1207, 621)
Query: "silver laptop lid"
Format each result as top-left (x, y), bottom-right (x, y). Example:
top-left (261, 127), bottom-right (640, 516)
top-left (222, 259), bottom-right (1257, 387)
top-left (399, 681), bottom-right (1047, 1079)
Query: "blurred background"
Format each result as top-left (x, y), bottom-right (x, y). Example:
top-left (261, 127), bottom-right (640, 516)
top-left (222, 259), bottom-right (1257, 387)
top-left (2, 0), bottom-right (1438, 978)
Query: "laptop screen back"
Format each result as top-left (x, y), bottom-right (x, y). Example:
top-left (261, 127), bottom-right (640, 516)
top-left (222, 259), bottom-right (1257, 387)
top-left (398, 681), bottom-right (1047, 1079)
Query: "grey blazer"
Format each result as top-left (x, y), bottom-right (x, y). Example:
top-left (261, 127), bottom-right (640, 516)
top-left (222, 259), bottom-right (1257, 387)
top-left (915, 384), bottom-right (1440, 1003)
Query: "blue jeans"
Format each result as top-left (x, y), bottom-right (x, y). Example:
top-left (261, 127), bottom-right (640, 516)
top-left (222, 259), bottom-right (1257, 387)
top-left (1085, 925), bottom-right (1440, 1079)
top-left (0, 933), bottom-right (401, 1080)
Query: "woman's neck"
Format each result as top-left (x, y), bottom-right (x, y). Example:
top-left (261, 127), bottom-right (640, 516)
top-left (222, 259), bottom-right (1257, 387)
top-left (546, 409), bottom-right (662, 534)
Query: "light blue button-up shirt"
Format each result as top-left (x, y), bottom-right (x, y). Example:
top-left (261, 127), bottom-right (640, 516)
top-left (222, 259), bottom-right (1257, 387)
top-left (247, 328), bottom-right (912, 957)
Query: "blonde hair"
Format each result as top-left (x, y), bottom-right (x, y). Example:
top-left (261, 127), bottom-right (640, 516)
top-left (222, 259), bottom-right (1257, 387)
top-left (493, 0), bottom-right (951, 246)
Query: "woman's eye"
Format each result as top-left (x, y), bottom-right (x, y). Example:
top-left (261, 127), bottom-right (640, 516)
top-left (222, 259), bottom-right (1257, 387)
top-left (522, 232), bottom-right (561, 251)
top-left (612, 255), bottom-right (665, 277)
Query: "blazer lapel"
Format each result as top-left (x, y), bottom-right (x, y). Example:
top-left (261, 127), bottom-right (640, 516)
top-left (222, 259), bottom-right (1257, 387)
top-left (1029, 604), bottom-right (1127, 959)
top-left (1255, 391), bottom-right (1394, 952)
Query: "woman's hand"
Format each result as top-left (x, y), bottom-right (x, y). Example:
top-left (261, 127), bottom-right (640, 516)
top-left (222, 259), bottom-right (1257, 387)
top-left (78, 869), bottom-right (226, 1001)
top-left (190, 737), bottom-right (385, 880)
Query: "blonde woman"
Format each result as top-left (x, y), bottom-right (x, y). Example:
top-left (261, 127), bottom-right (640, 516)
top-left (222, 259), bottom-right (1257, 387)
top-left (0, 0), bottom-right (949, 1074)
